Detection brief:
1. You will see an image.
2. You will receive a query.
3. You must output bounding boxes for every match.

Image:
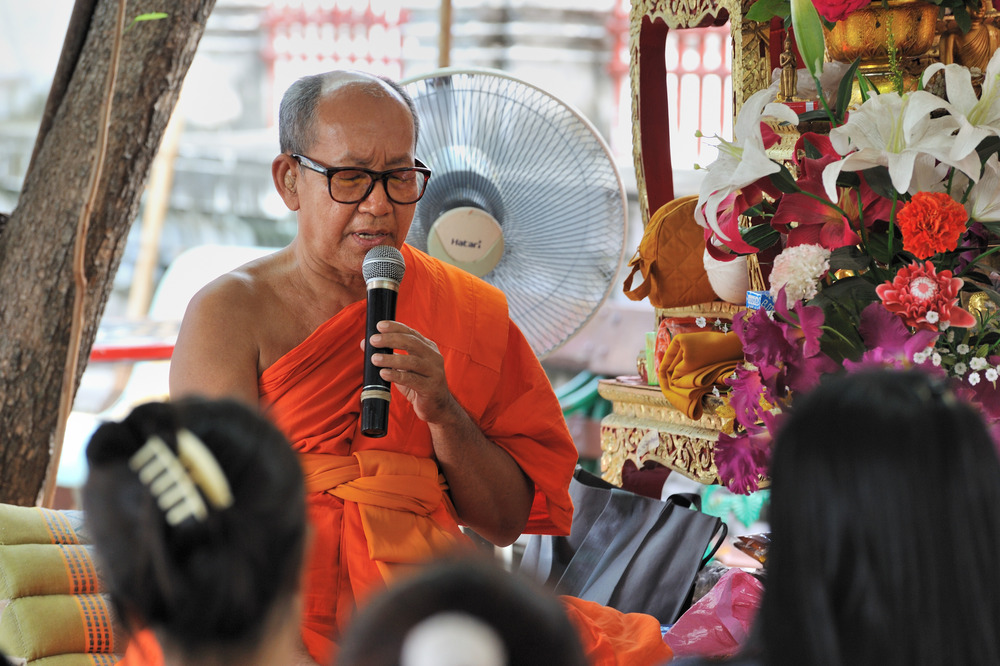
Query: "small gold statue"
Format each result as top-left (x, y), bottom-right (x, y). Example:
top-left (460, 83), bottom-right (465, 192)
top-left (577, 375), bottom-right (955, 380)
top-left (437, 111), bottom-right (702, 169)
top-left (776, 33), bottom-right (804, 103)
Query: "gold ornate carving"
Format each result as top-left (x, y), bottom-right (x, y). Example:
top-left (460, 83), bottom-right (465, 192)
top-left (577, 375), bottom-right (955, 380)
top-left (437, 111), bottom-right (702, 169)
top-left (630, 0), bottom-right (772, 226)
top-left (656, 300), bottom-right (746, 321)
top-left (597, 379), bottom-right (724, 485)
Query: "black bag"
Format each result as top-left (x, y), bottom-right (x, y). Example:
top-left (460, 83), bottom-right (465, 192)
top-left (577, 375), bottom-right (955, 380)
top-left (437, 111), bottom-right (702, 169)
top-left (520, 466), bottom-right (727, 625)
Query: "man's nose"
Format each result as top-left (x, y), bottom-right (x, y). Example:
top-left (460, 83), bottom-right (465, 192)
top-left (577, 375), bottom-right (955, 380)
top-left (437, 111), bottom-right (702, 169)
top-left (359, 177), bottom-right (393, 214)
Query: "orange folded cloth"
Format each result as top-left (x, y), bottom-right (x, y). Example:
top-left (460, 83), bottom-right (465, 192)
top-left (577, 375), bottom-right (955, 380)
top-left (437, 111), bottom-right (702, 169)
top-left (658, 331), bottom-right (744, 419)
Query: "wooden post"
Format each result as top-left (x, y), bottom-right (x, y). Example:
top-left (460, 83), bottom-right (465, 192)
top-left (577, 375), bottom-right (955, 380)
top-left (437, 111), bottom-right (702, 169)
top-left (438, 0), bottom-right (452, 68)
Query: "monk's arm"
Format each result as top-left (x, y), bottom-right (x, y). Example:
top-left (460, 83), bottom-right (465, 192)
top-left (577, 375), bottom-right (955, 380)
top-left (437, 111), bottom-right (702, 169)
top-left (368, 321), bottom-right (533, 546)
top-left (426, 400), bottom-right (534, 546)
top-left (169, 282), bottom-right (261, 407)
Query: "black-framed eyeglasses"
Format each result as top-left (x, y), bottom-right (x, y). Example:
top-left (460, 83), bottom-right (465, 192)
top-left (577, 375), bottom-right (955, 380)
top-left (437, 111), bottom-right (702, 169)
top-left (291, 154), bottom-right (432, 205)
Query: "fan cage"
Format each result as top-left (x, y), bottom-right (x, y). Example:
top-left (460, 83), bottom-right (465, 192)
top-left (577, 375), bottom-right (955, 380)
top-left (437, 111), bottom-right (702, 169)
top-left (402, 67), bottom-right (628, 359)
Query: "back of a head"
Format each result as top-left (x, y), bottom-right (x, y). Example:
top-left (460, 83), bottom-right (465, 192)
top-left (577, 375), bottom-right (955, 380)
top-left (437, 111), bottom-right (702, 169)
top-left (759, 368), bottom-right (1000, 665)
top-left (337, 556), bottom-right (587, 666)
top-left (82, 398), bottom-right (307, 658)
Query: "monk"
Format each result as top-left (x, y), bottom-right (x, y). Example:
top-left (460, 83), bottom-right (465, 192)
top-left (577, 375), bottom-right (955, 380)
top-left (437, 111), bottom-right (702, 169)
top-left (118, 70), bottom-right (672, 666)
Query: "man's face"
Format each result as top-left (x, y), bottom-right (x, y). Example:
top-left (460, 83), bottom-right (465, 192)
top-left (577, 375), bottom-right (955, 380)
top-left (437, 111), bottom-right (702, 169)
top-left (294, 86), bottom-right (417, 277)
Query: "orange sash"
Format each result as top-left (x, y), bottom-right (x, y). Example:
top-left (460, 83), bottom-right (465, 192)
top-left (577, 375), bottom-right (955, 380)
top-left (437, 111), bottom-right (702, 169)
top-left (299, 450), bottom-right (467, 582)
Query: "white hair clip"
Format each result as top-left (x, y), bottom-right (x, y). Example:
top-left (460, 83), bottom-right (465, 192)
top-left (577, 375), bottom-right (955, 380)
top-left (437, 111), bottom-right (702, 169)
top-left (400, 612), bottom-right (507, 666)
top-left (128, 429), bottom-right (234, 525)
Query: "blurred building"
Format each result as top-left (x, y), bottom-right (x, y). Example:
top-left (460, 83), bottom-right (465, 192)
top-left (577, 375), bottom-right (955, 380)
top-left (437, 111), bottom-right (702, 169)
top-left (0, 0), bottom-right (730, 380)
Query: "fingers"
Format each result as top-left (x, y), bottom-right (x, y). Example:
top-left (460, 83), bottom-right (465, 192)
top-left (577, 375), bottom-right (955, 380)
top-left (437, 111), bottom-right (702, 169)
top-left (368, 320), bottom-right (436, 357)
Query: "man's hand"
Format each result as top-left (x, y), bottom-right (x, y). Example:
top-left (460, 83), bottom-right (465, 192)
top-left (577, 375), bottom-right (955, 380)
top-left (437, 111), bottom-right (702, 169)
top-left (365, 320), bottom-right (463, 426)
top-left (363, 319), bottom-right (534, 545)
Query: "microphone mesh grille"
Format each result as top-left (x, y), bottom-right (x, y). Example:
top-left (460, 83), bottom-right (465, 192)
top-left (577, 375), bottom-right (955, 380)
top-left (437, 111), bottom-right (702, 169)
top-left (362, 246), bottom-right (406, 284)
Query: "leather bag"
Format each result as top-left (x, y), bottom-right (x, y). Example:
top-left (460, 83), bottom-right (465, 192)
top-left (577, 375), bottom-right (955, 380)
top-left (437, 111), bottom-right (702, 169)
top-left (520, 466), bottom-right (727, 625)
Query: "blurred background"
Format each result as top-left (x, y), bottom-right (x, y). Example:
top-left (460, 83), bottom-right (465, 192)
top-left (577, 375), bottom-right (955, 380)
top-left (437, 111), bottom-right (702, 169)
top-left (1, 0), bottom-right (736, 497)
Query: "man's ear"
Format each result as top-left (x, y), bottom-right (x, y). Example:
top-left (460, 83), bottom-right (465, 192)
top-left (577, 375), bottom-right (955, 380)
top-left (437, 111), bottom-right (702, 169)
top-left (273, 155), bottom-right (300, 211)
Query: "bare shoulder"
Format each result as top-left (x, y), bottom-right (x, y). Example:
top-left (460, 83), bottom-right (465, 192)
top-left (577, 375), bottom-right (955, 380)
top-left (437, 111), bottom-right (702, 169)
top-left (170, 250), bottom-right (287, 405)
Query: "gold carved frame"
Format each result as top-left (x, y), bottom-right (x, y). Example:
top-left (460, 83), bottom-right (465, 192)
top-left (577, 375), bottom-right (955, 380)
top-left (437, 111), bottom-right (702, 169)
top-left (629, 0), bottom-right (772, 225)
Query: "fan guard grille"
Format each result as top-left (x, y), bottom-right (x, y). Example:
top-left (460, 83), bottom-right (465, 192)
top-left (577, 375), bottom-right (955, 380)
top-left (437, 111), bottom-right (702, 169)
top-left (403, 68), bottom-right (628, 359)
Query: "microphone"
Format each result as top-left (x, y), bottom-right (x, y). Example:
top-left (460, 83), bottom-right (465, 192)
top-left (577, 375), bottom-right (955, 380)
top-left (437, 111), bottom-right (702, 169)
top-left (361, 245), bottom-right (406, 437)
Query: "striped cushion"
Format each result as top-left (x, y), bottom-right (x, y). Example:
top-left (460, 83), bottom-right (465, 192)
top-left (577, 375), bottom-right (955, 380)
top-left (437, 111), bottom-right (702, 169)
top-left (0, 595), bottom-right (119, 661)
top-left (0, 504), bottom-right (120, 663)
top-left (0, 507), bottom-right (86, 547)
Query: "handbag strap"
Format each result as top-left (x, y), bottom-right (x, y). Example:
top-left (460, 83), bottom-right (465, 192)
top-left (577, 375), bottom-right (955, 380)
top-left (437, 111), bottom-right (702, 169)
top-left (702, 520), bottom-right (728, 567)
top-left (666, 492), bottom-right (702, 511)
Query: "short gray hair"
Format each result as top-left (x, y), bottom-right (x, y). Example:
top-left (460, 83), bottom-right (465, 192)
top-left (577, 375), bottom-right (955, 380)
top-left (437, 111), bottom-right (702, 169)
top-left (278, 72), bottom-right (420, 156)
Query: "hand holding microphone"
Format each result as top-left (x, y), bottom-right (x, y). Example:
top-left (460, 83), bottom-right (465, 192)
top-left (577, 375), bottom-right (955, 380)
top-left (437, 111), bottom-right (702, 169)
top-left (361, 246), bottom-right (406, 438)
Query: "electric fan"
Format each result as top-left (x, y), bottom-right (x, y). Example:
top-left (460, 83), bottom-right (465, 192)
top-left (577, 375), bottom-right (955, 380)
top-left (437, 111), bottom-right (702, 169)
top-left (402, 68), bottom-right (628, 359)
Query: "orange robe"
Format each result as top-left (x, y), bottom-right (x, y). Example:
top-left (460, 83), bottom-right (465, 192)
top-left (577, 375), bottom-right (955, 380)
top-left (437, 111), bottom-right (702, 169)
top-left (118, 245), bottom-right (672, 666)
top-left (261, 245), bottom-right (578, 663)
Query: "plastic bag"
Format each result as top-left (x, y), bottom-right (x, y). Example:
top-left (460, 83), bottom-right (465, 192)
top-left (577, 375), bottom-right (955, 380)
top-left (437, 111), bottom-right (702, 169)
top-left (663, 567), bottom-right (764, 659)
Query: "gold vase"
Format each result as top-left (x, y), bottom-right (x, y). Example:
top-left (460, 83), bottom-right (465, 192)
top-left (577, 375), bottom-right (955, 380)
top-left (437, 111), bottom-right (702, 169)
top-left (823, 0), bottom-right (939, 103)
top-left (824, 0), bottom-right (939, 62)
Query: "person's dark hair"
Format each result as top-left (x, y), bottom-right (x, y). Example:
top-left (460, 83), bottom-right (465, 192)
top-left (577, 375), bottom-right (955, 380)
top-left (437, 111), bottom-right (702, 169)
top-left (338, 556), bottom-right (588, 666)
top-left (758, 368), bottom-right (1000, 666)
top-left (278, 71), bottom-right (420, 156)
top-left (82, 398), bottom-right (306, 657)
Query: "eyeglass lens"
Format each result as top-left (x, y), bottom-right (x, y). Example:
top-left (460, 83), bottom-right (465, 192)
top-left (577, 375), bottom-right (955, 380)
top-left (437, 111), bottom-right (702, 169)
top-left (330, 169), bottom-right (428, 204)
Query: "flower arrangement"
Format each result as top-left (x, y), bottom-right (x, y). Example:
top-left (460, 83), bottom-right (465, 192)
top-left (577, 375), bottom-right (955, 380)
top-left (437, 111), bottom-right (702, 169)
top-left (696, 39), bottom-right (1000, 494)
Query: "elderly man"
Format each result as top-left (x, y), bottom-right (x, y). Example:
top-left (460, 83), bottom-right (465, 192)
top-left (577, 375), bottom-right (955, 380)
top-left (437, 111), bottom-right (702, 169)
top-left (139, 70), bottom-right (672, 666)
top-left (165, 70), bottom-right (580, 663)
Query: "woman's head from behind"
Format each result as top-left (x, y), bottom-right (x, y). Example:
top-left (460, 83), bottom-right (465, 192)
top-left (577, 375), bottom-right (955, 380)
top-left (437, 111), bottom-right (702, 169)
top-left (83, 397), bottom-right (306, 662)
top-left (760, 368), bottom-right (1000, 666)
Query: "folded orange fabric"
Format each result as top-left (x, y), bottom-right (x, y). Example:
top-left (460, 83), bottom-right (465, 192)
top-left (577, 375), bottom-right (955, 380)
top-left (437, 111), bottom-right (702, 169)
top-left (561, 596), bottom-right (674, 666)
top-left (658, 331), bottom-right (744, 419)
top-left (299, 450), bottom-right (467, 582)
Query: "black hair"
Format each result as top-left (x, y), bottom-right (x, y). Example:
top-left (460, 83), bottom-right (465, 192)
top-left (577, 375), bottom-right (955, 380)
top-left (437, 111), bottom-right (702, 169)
top-left (278, 71), bottom-right (420, 156)
top-left (82, 397), bottom-right (306, 657)
top-left (338, 556), bottom-right (588, 666)
top-left (757, 368), bottom-right (1000, 665)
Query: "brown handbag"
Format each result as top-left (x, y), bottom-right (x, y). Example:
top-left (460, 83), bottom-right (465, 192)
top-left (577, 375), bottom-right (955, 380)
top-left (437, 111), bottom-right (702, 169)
top-left (622, 195), bottom-right (718, 308)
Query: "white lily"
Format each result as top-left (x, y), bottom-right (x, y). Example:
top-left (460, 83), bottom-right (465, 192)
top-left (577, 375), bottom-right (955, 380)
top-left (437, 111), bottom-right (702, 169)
top-left (967, 153), bottom-right (1000, 222)
top-left (922, 48), bottom-right (1000, 162)
top-left (822, 90), bottom-right (980, 202)
top-left (695, 87), bottom-right (799, 241)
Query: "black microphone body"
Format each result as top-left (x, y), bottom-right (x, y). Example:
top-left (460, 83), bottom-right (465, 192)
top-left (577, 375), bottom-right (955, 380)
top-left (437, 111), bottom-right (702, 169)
top-left (361, 246), bottom-right (406, 437)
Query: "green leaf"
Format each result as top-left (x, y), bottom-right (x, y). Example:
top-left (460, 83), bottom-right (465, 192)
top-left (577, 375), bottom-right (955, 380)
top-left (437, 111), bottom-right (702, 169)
top-left (976, 135), bottom-right (1000, 164)
top-left (769, 162), bottom-right (801, 193)
top-left (798, 109), bottom-right (832, 122)
top-left (791, 0), bottom-right (826, 78)
top-left (860, 166), bottom-right (896, 199)
top-left (746, 0), bottom-right (791, 21)
top-left (811, 276), bottom-right (879, 361)
top-left (864, 229), bottom-right (904, 265)
top-left (952, 5), bottom-right (972, 34)
top-left (834, 58), bottom-right (862, 121)
top-left (829, 245), bottom-right (872, 272)
top-left (741, 223), bottom-right (782, 251)
top-left (857, 74), bottom-right (876, 102)
top-left (800, 135), bottom-right (825, 160)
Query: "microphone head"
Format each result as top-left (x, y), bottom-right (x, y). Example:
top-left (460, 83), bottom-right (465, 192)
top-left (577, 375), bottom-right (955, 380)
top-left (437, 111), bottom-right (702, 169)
top-left (363, 245), bottom-right (406, 286)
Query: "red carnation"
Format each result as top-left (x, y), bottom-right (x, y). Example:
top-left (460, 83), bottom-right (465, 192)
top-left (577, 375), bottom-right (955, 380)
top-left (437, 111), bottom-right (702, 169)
top-left (895, 191), bottom-right (968, 259)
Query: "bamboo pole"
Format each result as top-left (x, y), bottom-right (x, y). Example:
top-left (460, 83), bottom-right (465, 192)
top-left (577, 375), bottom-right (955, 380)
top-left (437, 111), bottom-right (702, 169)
top-left (438, 0), bottom-right (452, 68)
